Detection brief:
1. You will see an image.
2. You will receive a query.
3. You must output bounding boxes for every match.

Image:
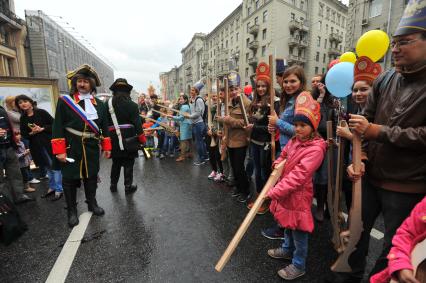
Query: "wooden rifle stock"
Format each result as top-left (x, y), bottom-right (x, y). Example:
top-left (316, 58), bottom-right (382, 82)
top-left (220, 78), bottom-right (229, 161)
top-left (156, 104), bottom-right (181, 114)
top-left (207, 78), bottom-right (217, 147)
top-left (140, 115), bottom-right (179, 137)
top-left (215, 160), bottom-right (286, 272)
top-left (331, 133), bottom-right (363, 272)
top-left (269, 55), bottom-right (276, 161)
top-left (326, 121), bottom-right (337, 249)
top-left (238, 93), bottom-right (249, 126)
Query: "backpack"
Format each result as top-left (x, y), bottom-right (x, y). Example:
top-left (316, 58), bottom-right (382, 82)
top-left (195, 96), bottom-right (207, 122)
top-left (0, 193), bottom-right (27, 245)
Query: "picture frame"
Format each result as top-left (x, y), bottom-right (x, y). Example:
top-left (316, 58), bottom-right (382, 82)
top-left (0, 77), bottom-right (60, 116)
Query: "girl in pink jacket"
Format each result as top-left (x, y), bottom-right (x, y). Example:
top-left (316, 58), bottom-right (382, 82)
top-left (370, 196), bottom-right (426, 283)
top-left (266, 92), bottom-right (326, 280)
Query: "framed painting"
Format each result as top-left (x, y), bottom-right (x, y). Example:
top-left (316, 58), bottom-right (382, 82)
top-left (0, 77), bottom-right (59, 116)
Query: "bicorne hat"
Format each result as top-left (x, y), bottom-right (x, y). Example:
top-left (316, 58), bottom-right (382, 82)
top-left (394, 0), bottom-right (426, 36)
top-left (109, 78), bottom-right (133, 93)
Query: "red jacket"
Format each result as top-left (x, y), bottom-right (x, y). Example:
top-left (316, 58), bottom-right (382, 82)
top-left (370, 196), bottom-right (426, 283)
top-left (267, 136), bottom-right (326, 233)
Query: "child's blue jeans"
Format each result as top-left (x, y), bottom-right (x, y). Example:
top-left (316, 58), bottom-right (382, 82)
top-left (282, 229), bottom-right (309, 270)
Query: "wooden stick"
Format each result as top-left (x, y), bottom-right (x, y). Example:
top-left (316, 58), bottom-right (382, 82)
top-left (331, 133), bottom-right (363, 272)
top-left (326, 121), bottom-right (337, 248)
top-left (220, 78), bottom-right (229, 161)
top-left (207, 78), bottom-right (217, 147)
top-left (238, 93), bottom-right (249, 126)
top-left (269, 55), bottom-right (276, 161)
top-left (156, 104), bottom-right (180, 114)
top-left (215, 160), bottom-right (286, 272)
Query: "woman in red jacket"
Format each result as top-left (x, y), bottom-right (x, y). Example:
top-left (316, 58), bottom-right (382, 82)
top-left (265, 92), bottom-right (326, 280)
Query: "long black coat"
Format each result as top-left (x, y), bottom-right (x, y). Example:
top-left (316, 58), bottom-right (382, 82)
top-left (107, 97), bottom-right (143, 158)
top-left (20, 108), bottom-right (59, 169)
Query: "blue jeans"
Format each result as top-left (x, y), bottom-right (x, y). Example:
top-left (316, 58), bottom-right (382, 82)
top-left (282, 229), bottom-right (309, 270)
top-left (251, 143), bottom-right (271, 193)
top-left (48, 169), bottom-right (63, 193)
top-left (192, 122), bottom-right (207, 162)
top-left (162, 135), bottom-right (176, 155)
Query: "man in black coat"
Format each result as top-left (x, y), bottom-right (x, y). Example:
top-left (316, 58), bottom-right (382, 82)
top-left (107, 78), bottom-right (146, 194)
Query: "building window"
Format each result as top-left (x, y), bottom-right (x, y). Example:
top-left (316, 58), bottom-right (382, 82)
top-left (370, 0), bottom-right (383, 18)
top-left (255, 0), bottom-right (260, 9)
top-left (332, 11), bottom-right (336, 23)
top-left (246, 53), bottom-right (249, 62)
top-left (315, 67), bottom-right (319, 74)
top-left (319, 3), bottom-right (324, 16)
top-left (324, 39), bottom-right (327, 48)
top-left (226, 40), bottom-right (228, 48)
top-left (322, 67), bottom-right (325, 74)
top-left (326, 24), bottom-right (328, 33)
top-left (255, 17), bottom-right (259, 25)
top-left (263, 10), bottom-right (268, 22)
top-left (247, 23), bottom-right (250, 32)
top-left (318, 21), bottom-right (322, 31)
top-left (262, 45), bottom-right (266, 56)
top-left (300, 1), bottom-right (304, 10)
top-left (326, 8), bottom-right (330, 18)
top-left (245, 67), bottom-right (249, 77)
top-left (315, 52), bottom-right (320, 62)
top-left (291, 13), bottom-right (295, 20)
top-left (247, 7), bottom-right (251, 16)
top-left (317, 36), bottom-right (321, 47)
top-left (323, 53), bottom-right (326, 63)
top-left (236, 32), bottom-right (239, 41)
top-left (262, 29), bottom-right (267, 40)
top-left (246, 38), bottom-right (250, 47)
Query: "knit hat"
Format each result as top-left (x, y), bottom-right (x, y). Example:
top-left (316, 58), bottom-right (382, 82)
top-left (256, 62), bottom-right (271, 85)
top-left (354, 56), bottom-right (382, 84)
top-left (293, 92), bottom-right (321, 130)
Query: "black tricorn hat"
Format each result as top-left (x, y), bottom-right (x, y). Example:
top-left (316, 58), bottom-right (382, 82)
top-left (67, 64), bottom-right (101, 87)
top-left (109, 78), bottom-right (133, 93)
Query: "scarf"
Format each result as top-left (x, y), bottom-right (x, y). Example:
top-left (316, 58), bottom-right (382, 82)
top-left (78, 92), bottom-right (98, 120)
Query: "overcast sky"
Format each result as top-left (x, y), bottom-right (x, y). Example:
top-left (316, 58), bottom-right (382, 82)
top-left (15, 0), bottom-right (348, 93)
top-left (15, 0), bottom-right (243, 93)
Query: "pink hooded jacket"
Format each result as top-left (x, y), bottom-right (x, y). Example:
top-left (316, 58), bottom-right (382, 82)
top-left (370, 196), bottom-right (426, 283)
top-left (267, 136), bottom-right (326, 233)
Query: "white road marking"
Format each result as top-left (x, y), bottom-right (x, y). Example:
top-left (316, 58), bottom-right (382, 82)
top-left (45, 212), bottom-right (93, 283)
top-left (312, 199), bottom-right (384, 240)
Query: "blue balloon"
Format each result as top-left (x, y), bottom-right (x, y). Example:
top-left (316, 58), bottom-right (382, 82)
top-left (325, 62), bottom-right (354, 98)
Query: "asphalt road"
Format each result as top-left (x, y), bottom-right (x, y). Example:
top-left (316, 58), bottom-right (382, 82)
top-left (0, 154), bottom-right (384, 282)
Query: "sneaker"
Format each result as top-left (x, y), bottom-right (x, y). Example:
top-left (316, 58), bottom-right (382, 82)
top-left (38, 175), bottom-right (49, 180)
top-left (213, 173), bottom-right (225, 182)
top-left (261, 225), bottom-right (285, 240)
top-left (267, 247), bottom-right (292, 260)
top-left (176, 156), bottom-right (186, 162)
top-left (193, 160), bottom-right (206, 166)
top-left (169, 153), bottom-right (175, 158)
top-left (257, 202), bottom-right (269, 215)
top-left (159, 154), bottom-right (165, 159)
top-left (29, 178), bottom-right (41, 184)
top-left (231, 189), bottom-right (241, 198)
top-left (277, 264), bottom-right (305, 280)
top-left (24, 187), bottom-right (36, 193)
top-left (204, 157), bottom-right (210, 161)
top-left (208, 171), bottom-right (217, 180)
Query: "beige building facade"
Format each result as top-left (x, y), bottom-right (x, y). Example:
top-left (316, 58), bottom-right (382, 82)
top-left (0, 0), bottom-right (28, 77)
top-left (160, 0), bottom-right (348, 93)
top-left (345, 0), bottom-right (408, 70)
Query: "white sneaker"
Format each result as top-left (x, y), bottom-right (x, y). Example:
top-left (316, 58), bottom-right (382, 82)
top-left (214, 173), bottom-right (225, 182)
top-left (29, 178), bottom-right (41, 184)
top-left (208, 171), bottom-right (217, 180)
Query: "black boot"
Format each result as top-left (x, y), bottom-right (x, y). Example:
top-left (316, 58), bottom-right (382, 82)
top-left (84, 178), bottom-right (105, 216)
top-left (110, 158), bottom-right (121, 193)
top-left (63, 185), bottom-right (79, 228)
top-left (110, 184), bottom-right (117, 192)
top-left (124, 160), bottom-right (137, 195)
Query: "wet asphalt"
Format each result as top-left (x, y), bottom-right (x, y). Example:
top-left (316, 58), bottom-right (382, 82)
top-left (0, 154), bottom-right (383, 283)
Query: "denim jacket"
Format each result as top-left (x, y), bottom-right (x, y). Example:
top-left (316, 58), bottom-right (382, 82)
top-left (276, 95), bottom-right (296, 148)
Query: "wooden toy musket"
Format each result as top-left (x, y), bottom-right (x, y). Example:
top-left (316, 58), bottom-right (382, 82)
top-left (220, 78), bottom-right (229, 161)
top-left (140, 115), bottom-right (179, 137)
top-left (269, 55), bottom-right (276, 161)
top-left (326, 121), bottom-right (338, 249)
top-left (207, 78), bottom-right (217, 147)
top-left (333, 120), bottom-right (348, 252)
top-left (156, 104), bottom-right (181, 114)
top-left (238, 93), bottom-right (249, 127)
top-left (331, 133), bottom-right (363, 272)
top-left (216, 79), bottom-right (221, 132)
top-left (215, 160), bottom-right (286, 272)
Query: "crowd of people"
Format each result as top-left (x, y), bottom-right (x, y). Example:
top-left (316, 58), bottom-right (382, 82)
top-left (1, 3), bottom-right (425, 282)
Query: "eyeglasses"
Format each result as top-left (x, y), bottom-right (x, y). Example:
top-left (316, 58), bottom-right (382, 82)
top-left (390, 38), bottom-right (420, 49)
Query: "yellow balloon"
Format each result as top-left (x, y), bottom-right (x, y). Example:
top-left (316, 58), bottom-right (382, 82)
top-left (356, 30), bottom-right (390, 62)
top-left (340, 52), bottom-right (357, 64)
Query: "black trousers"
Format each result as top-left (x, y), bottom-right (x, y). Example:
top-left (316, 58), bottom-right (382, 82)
top-left (228, 146), bottom-right (250, 196)
top-left (110, 157), bottom-right (135, 187)
top-left (347, 180), bottom-right (424, 279)
top-left (209, 145), bottom-right (223, 173)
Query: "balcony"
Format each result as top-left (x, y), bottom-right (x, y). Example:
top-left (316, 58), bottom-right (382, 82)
top-left (248, 24), bottom-right (259, 35)
top-left (0, 10), bottom-right (24, 29)
top-left (300, 22), bottom-right (309, 32)
top-left (299, 39), bottom-right (308, 48)
top-left (288, 36), bottom-right (300, 47)
top-left (287, 54), bottom-right (306, 65)
top-left (202, 60), bottom-right (208, 67)
top-left (329, 33), bottom-right (343, 43)
top-left (185, 69), bottom-right (192, 77)
top-left (248, 40), bottom-right (259, 50)
top-left (0, 42), bottom-right (17, 58)
top-left (328, 47), bottom-right (340, 57)
top-left (217, 69), bottom-right (229, 77)
top-left (248, 56), bottom-right (258, 67)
